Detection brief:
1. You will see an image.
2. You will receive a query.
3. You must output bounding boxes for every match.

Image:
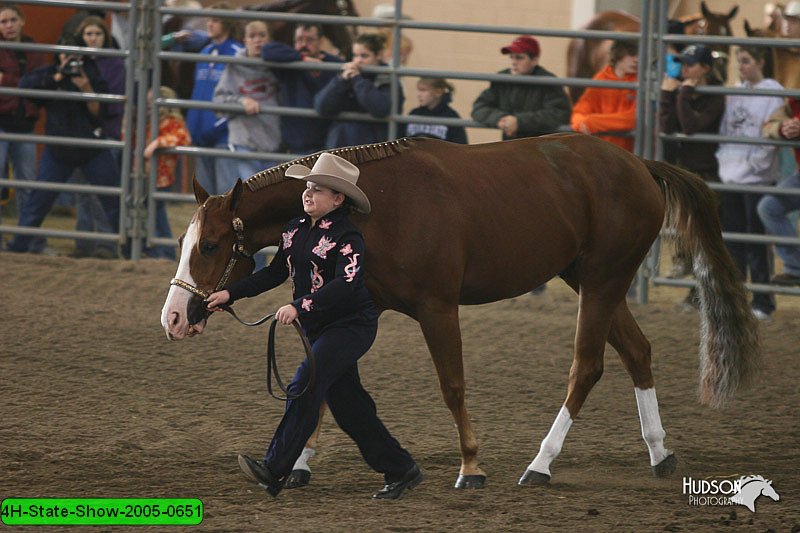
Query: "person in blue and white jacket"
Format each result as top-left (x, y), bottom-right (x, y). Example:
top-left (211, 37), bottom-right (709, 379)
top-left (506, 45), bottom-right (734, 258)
top-left (716, 46), bottom-right (785, 320)
top-left (186, 2), bottom-right (242, 196)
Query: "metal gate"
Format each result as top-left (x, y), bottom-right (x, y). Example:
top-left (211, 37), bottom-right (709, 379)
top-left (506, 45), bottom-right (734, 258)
top-left (1, 0), bottom-right (799, 302)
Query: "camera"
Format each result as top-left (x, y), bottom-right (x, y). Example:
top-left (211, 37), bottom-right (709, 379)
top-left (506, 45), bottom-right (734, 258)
top-left (60, 57), bottom-right (83, 77)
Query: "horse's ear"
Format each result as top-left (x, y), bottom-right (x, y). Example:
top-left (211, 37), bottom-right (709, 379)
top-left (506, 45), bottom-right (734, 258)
top-left (193, 176), bottom-right (209, 205)
top-left (728, 5), bottom-right (738, 19)
top-left (701, 1), bottom-right (710, 17)
top-left (230, 178), bottom-right (243, 212)
top-left (743, 20), bottom-right (752, 36)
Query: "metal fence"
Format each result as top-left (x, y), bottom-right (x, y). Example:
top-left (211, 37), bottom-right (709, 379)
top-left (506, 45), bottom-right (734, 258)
top-left (1, 0), bottom-right (799, 301)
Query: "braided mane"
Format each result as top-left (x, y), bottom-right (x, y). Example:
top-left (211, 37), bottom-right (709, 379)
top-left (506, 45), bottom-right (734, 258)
top-left (245, 138), bottom-right (418, 192)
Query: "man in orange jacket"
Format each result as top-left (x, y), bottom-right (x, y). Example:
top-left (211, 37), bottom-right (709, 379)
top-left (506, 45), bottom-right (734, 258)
top-left (570, 40), bottom-right (638, 152)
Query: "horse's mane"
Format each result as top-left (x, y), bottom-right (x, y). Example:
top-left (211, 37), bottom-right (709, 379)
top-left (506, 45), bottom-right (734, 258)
top-left (245, 138), bottom-right (418, 192)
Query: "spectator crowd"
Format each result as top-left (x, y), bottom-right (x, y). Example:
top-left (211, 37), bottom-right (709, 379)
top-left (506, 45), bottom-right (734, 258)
top-left (2, 1), bottom-right (800, 320)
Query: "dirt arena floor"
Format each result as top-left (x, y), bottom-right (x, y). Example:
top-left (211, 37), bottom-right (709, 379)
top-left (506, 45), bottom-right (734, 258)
top-left (2, 251), bottom-right (799, 532)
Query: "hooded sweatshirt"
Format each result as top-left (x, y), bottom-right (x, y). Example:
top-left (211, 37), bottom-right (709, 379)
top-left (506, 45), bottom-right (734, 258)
top-left (213, 48), bottom-right (281, 152)
top-left (717, 78), bottom-right (784, 185)
top-left (404, 92), bottom-right (467, 144)
top-left (186, 37), bottom-right (243, 147)
top-left (570, 65), bottom-right (637, 152)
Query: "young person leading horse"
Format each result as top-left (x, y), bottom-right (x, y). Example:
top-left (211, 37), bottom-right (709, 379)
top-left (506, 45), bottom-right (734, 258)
top-left (202, 153), bottom-right (422, 499)
top-left (161, 135), bottom-right (759, 491)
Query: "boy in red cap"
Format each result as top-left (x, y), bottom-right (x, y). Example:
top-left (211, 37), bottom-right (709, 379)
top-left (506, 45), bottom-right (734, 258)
top-left (472, 35), bottom-right (570, 140)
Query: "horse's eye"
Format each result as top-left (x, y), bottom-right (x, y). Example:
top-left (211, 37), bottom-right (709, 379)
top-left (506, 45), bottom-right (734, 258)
top-left (200, 240), bottom-right (218, 255)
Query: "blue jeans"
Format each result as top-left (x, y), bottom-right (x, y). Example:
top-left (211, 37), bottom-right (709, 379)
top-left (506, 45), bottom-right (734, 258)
top-left (219, 145), bottom-right (276, 269)
top-left (194, 142), bottom-right (232, 197)
top-left (144, 186), bottom-right (176, 260)
top-left (722, 190), bottom-right (775, 314)
top-left (8, 147), bottom-right (120, 253)
top-left (757, 172), bottom-right (800, 276)
top-left (0, 136), bottom-right (46, 252)
top-left (219, 144), bottom-right (277, 185)
top-left (75, 149), bottom-right (120, 253)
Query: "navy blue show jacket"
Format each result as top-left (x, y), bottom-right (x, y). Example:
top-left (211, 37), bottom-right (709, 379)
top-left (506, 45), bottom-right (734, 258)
top-left (226, 208), bottom-right (377, 337)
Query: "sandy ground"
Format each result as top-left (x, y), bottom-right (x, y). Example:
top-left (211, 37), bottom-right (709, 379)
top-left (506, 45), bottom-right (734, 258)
top-left (1, 252), bottom-right (799, 532)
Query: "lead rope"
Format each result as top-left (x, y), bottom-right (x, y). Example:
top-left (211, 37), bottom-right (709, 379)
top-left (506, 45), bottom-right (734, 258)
top-left (220, 305), bottom-right (316, 402)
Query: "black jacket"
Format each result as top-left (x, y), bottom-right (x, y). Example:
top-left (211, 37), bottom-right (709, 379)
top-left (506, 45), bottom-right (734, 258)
top-left (20, 59), bottom-right (109, 163)
top-left (227, 208), bottom-right (377, 338)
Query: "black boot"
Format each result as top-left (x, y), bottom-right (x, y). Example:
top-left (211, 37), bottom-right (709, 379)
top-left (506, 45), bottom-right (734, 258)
top-left (372, 464), bottom-right (423, 500)
top-left (237, 454), bottom-right (283, 497)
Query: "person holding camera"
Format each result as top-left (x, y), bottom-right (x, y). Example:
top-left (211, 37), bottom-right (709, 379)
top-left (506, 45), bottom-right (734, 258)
top-left (0, 3), bottom-right (47, 252)
top-left (6, 36), bottom-right (120, 254)
top-left (69, 15), bottom-right (125, 259)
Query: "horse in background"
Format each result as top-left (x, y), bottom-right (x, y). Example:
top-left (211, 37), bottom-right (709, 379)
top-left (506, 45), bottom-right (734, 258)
top-left (246, 0), bottom-right (359, 59)
top-left (744, 5), bottom-right (800, 89)
top-left (565, 2), bottom-right (738, 103)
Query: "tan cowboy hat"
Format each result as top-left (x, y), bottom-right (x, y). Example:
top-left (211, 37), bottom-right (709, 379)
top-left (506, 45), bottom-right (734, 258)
top-left (285, 153), bottom-right (371, 214)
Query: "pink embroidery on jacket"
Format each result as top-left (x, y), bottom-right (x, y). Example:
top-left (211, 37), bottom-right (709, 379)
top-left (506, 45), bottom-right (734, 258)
top-left (282, 228), bottom-right (298, 249)
top-left (344, 253), bottom-right (360, 282)
top-left (301, 298), bottom-right (313, 312)
top-left (318, 219), bottom-right (332, 229)
top-left (339, 243), bottom-right (353, 256)
top-left (312, 235), bottom-right (336, 259)
top-left (310, 261), bottom-right (324, 293)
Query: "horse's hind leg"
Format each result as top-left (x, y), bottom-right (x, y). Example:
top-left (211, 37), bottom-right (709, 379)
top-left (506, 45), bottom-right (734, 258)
top-left (607, 305), bottom-right (676, 478)
top-left (417, 301), bottom-right (486, 489)
top-left (519, 288), bottom-right (619, 486)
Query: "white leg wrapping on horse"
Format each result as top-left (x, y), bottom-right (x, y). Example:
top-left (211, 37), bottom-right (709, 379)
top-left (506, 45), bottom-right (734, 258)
top-left (635, 387), bottom-right (672, 466)
top-left (291, 447), bottom-right (315, 472)
top-left (527, 405), bottom-right (573, 476)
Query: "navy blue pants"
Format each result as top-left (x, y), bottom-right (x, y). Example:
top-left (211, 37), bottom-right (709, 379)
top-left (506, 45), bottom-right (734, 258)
top-left (264, 314), bottom-right (415, 484)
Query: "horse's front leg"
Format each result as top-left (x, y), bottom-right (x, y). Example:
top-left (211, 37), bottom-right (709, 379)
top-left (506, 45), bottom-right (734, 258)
top-left (417, 301), bottom-right (486, 489)
top-left (284, 402), bottom-right (327, 489)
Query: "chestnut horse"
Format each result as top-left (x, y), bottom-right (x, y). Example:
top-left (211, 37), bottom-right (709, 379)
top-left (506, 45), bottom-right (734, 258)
top-left (566, 2), bottom-right (738, 103)
top-left (744, 16), bottom-right (800, 89)
top-left (161, 135), bottom-right (759, 489)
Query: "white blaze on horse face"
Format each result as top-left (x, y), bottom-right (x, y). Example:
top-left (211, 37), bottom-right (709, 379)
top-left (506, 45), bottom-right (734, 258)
top-left (635, 387), bottom-right (672, 466)
top-left (526, 405), bottom-right (573, 477)
top-left (160, 217), bottom-right (200, 340)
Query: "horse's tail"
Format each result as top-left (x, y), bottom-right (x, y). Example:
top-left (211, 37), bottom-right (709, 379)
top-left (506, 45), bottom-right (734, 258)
top-left (642, 158), bottom-right (760, 408)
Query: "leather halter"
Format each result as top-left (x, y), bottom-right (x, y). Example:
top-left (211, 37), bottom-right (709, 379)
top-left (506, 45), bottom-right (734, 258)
top-left (168, 215), bottom-right (315, 401)
top-left (170, 217), bottom-right (252, 300)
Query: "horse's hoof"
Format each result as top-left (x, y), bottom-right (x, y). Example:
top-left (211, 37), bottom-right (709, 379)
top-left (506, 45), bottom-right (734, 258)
top-left (653, 454), bottom-right (677, 478)
top-left (454, 474), bottom-right (486, 489)
top-left (518, 469), bottom-right (550, 486)
top-left (283, 469), bottom-right (311, 489)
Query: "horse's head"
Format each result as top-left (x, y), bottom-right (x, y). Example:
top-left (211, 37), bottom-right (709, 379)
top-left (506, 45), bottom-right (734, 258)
top-left (696, 1), bottom-right (738, 37)
top-left (762, 481), bottom-right (780, 501)
top-left (160, 177), bottom-right (256, 340)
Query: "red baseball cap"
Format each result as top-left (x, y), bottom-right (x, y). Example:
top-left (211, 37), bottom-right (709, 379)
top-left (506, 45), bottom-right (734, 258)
top-left (501, 35), bottom-right (540, 57)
